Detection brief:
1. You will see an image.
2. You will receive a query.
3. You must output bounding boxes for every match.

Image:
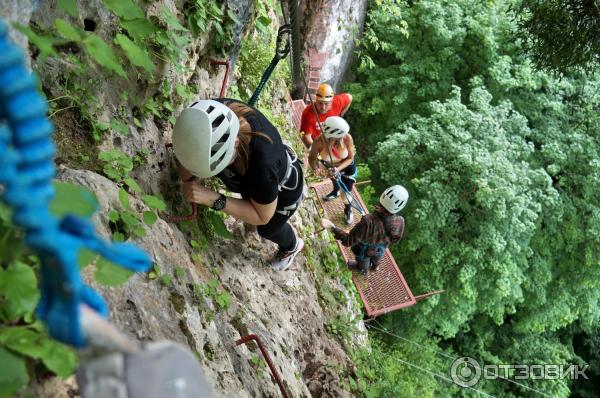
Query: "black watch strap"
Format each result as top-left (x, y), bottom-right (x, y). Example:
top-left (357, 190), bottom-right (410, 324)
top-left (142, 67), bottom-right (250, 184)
top-left (211, 194), bottom-right (227, 211)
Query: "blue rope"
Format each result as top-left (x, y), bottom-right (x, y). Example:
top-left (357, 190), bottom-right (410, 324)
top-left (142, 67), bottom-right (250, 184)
top-left (0, 20), bottom-right (152, 347)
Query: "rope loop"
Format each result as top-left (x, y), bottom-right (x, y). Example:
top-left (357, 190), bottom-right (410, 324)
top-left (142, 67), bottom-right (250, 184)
top-left (0, 19), bottom-right (151, 347)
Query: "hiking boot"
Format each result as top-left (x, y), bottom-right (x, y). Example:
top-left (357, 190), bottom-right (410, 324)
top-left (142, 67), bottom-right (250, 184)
top-left (347, 260), bottom-right (358, 269)
top-left (371, 262), bottom-right (381, 272)
top-left (344, 205), bottom-right (354, 225)
top-left (322, 191), bottom-right (339, 201)
top-left (271, 238), bottom-right (304, 271)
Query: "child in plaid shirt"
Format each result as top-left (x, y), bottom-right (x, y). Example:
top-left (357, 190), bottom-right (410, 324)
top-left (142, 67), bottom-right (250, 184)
top-left (321, 185), bottom-right (408, 275)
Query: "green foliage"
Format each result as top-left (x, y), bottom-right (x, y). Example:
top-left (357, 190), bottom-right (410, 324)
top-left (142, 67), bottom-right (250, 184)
top-left (351, 1), bottom-right (600, 396)
top-left (516, 0), bottom-right (600, 74)
top-left (325, 313), bottom-right (358, 342)
top-left (0, 262), bottom-right (40, 322)
top-left (348, 336), bottom-right (443, 397)
top-left (50, 182), bottom-right (99, 218)
top-left (185, 0), bottom-right (239, 53)
top-left (99, 149), bottom-right (133, 182)
top-left (82, 33), bottom-right (126, 77)
top-left (0, 346), bottom-right (28, 398)
top-left (95, 257), bottom-right (134, 287)
top-left (0, 184), bottom-right (99, 394)
top-left (193, 279), bottom-right (231, 312)
top-left (114, 33), bottom-right (154, 74)
top-left (234, 1), bottom-right (290, 105)
top-left (57, 0), bottom-right (78, 18)
top-left (13, 24), bottom-right (61, 62)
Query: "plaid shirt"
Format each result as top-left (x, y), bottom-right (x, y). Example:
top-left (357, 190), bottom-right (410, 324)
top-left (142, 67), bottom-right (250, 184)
top-left (332, 210), bottom-right (404, 256)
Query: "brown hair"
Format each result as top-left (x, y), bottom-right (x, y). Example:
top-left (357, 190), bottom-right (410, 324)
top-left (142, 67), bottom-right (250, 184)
top-left (224, 101), bottom-right (273, 175)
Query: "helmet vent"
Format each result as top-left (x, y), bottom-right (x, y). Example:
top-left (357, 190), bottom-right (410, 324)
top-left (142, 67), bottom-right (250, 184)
top-left (206, 105), bottom-right (215, 114)
top-left (211, 150), bottom-right (229, 171)
top-left (212, 114), bottom-right (225, 129)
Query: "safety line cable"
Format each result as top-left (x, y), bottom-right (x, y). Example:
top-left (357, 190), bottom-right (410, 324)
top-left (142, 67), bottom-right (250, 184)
top-left (368, 321), bottom-right (553, 397)
top-left (390, 353), bottom-right (498, 398)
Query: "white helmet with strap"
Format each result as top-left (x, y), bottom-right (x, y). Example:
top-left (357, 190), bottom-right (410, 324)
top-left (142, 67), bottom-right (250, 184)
top-left (173, 100), bottom-right (239, 178)
top-left (380, 185), bottom-right (408, 214)
top-left (322, 116), bottom-right (349, 139)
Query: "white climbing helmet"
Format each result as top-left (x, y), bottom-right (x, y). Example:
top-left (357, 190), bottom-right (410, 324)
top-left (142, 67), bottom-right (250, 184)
top-left (322, 116), bottom-right (349, 139)
top-left (380, 185), bottom-right (409, 214)
top-left (172, 100), bottom-right (240, 178)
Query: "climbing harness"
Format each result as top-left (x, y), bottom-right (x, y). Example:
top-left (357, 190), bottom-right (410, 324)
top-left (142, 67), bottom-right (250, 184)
top-left (318, 159), bottom-right (364, 216)
top-left (275, 145), bottom-right (302, 216)
top-left (278, 144), bottom-right (300, 191)
top-left (248, 24), bottom-right (291, 107)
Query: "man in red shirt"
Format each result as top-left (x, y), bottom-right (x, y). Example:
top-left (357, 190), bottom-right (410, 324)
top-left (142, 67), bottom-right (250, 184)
top-left (300, 83), bottom-right (352, 148)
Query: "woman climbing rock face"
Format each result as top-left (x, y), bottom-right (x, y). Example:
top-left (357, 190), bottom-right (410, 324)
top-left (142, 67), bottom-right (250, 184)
top-left (173, 99), bottom-right (305, 271)
top-left (308, 116), bottom-right (357, 225)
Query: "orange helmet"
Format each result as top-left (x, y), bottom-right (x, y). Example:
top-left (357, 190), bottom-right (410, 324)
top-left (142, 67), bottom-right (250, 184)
top-left (315, 83), bottom-right (334, 103)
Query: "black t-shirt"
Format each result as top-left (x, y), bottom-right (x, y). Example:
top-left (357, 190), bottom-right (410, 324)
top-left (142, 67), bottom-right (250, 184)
top-left (214, 99), bottom-right (299, 207)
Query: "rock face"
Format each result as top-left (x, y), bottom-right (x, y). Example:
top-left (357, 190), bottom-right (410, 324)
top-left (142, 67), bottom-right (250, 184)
top-left (57, 167), bottom-right (360, 397)
top-left (298, 0), bottom-right (368, 91)
top-left (0, 0), bottom-right (37, 69)
top-left (3, 0), bottom-right (369, 396)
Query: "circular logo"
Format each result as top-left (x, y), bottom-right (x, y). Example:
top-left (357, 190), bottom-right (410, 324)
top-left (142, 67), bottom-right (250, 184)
top-left (450, 357), bottom-right (482, 387)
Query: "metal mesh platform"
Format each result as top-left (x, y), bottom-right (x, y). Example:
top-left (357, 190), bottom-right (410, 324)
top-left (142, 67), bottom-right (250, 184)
top-left (311, 180), bottom-right (417, 317)
top-left (290, 99), bottom-right (305, 130)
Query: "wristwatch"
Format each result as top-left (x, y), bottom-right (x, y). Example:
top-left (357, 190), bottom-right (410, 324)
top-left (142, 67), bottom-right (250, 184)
top-left (211, 194), bottom-right (227, 211)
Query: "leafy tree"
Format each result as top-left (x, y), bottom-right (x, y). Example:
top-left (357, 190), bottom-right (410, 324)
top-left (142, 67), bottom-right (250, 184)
top-left (349, 1), bottom-right (600, 396)
top-left (375, 84), bottom-right (555, 338)
top-left (515, 0), bottom-right (600, 74)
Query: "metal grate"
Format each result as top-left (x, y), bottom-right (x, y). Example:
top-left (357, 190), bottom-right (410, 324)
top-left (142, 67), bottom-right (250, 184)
top-left (311, 180), bottom-right (417, 317)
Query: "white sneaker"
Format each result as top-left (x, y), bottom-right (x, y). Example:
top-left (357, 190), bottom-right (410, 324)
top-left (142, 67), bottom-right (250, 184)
top-left (271, 238), bottom-right (304, 271)
top-left (344, 205), bottom-right (354, 225)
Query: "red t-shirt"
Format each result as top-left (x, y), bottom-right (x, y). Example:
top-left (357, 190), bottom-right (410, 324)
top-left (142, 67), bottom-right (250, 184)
top-left (300, 93), bottom-right (351, 138)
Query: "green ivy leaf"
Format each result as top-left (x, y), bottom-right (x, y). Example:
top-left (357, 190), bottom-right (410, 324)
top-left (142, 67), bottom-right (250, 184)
top-left (78, 248), bottom-right (97, 269)
top-left (95, 257), bottom-right (134, 286)
top-left (82, 34), bottom-right (126, 77)
top-left (207, 211), bottom-right (232, 239)
top-left (114, 33), bottom-right (155, 74)
top-left (0, 203), bottom-right (11, 222)
top-left (102, 0), bottom-right (145, 19)
top-left (143, 195), bottom-right (166, 211)
top-left (142, 211), bottom-right (157, 226)
top-left (54, 18), bottom-right (83, 42)
top-left (108, 210), bottom-right (120, 223)
top-left (161, 6), bottom-right (187, 31)
top-left (120, 19), bottom-right (158, 41)
top-left (0, 328), bottom-right (77, 377)
top-left (57, 0), bottom-right (78, 17)
top-left (0, 222), bottom-right (23, 265)
top-left (120, 211), bottom-right (138, 226)
top-left (0, 262), bottom-right (40, 322)
top-left (50, 182), bottom-right (98, 218)
top-left (40, 338), bottom-right (78, 377)
top-left (13, 24), bottom-right (61, 61)
top-left (113, 232), bottom-right (125, 242)
top-left (110, 118), bottom-right (129, 135)
top-left (124, 178), bottom-right (142, 193)
top-left (0, 346), bottom-right (28, 398)
top-left (131, 225), bottom-right (146, 238)
top-left (118, 188), bottom-right (130, 209)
